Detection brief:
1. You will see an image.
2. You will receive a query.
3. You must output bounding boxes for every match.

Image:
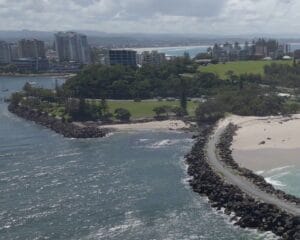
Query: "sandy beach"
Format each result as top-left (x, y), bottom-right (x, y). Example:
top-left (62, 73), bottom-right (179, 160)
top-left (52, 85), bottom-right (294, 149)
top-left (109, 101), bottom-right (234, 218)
top-left (222, 115), bottom-right (300, 171)
top-left (101, 120), bottom-right (191, 131)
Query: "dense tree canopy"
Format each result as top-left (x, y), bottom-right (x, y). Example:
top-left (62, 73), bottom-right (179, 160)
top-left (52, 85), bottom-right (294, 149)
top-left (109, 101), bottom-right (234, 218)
top-left (263, 63), bottom-right (300, 88)
top-left (63, 58), bottom-right (204, 99)
top-left (196, 87), bottom-right (291, 125)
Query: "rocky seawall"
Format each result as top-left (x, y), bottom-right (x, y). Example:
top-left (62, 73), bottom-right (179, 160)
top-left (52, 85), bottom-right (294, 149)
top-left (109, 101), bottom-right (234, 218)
top-left (186, 125), bottom-right (300, 240)
top-left (217, 123), bottom-right (300, 205)
top-left (8, 104), bottom-right (109, 138)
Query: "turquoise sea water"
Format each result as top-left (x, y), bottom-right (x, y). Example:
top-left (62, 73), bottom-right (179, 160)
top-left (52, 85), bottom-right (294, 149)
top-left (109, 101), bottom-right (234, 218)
top-left (0, 76), bottom-right (290, 239)
top-left (234, 149), bottom-right (300, 198)
top-left (264, 166), bottom-right (300, 197)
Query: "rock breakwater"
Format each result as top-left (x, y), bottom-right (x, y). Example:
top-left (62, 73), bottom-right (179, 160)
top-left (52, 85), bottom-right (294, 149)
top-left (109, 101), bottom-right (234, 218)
top-left (8, 104), bottom-right (109, 138)
top-left (185, 125), bottom-right (299, 240)
top-left (217, 123), bottom-right (300, 205)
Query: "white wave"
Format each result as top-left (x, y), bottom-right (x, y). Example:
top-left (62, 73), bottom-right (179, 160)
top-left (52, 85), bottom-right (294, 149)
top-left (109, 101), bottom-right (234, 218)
top-left (265, 177), bottom-right (286, 187)
top-left (255, 170), bottom-right (265, 175)
top-left (271, 171), bottom-right (290, 179)
top-left (34, 172), bottom-right (48, 177)
top-left (0, 153), bottom-right (14, 158)
top-left (138, 138), bottom-right (150, 142)
top-left (148, 138), bottom-right (191, 149)
top-left (210, 202), bottom-right (279, 240)
top-left (55, 152), bottom-right (80, 158)
top-left (263, 166), bottom-right (293, 188)
top-left (104, 132), bottom-right (115, 138)
top-left (149, 139), bottom-right (177, 148)
top-left (84, 212), bottom-right (143, 239)
top-left (267, 165), bottom-right (293, 174)
top-left (181, 176), bottom-right (192, 187)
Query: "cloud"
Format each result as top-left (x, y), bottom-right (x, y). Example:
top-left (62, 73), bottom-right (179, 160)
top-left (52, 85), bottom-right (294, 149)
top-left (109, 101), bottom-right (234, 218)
top-left (0, 0), bottom-right (298, 34)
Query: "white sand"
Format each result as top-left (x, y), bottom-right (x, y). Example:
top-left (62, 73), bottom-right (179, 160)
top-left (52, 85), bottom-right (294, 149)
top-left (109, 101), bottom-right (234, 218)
top-left (101, 120), bottom-right (191, 131)
top-left (226, 115), bottom-right (300, 150)
top-left (222, 115), bottom-right (300, 170)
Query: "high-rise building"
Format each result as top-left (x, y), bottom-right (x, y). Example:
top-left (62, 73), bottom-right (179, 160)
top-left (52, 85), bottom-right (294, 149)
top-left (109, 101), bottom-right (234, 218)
top-left (108, 50), bottom-right (137, 66)
top-left (140, 51), bottom-right (166, 66)
top-left (10, 43), bottom-right (19, 60)
top-left (18, 39), bottom-right (46, 59)
top-left (55, 32), bottom-right (91, 64)
top-left (0, 41), bottom-right (11, 64)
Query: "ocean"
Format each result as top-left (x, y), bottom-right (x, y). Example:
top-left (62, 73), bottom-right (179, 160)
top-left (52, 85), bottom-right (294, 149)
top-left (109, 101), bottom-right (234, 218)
top-left (134, 43), bottom-right (300, 58)
top-left (233, 149), bottom-right (300, 197)
top-left (0, 76), bottom-right (290, 239)
top-left (133, 45), bottom-right (209, 58)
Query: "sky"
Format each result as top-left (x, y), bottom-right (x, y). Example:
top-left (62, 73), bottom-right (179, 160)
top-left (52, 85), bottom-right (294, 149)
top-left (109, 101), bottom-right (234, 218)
top-left (0, 0), bottom-right (298, 35)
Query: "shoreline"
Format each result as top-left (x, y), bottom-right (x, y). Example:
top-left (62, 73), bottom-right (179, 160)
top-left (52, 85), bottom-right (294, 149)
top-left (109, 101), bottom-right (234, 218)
top-left (100, 120), bottom-right (192, 132)
top-left (0, 73), bottom-right (76, 78)
top-left (8, 104), bottom-right (194, 138)
top-left (216, 123), bottom-right (299, 205)
top-left (131, 44), bottom-right (209, 52)
top-left (186, 123), bottom-right (299, 239)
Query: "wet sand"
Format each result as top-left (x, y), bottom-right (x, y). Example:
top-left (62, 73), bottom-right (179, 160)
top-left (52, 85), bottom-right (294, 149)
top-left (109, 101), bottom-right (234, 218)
top-left (233, 148), bottom-right (300, 172)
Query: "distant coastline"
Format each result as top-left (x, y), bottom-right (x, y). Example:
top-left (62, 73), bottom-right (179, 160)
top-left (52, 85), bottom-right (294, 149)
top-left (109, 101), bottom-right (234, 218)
top-left (131, 45), bottom-right (210, 52)
top-left (0, 72), bottom-right (76, 78)
top-left (130, 45), bottom-right (209, 58)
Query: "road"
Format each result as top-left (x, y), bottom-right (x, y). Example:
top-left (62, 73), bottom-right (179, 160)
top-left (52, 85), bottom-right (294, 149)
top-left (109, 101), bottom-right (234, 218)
top-left (206, 125), bottom-right (300, 216)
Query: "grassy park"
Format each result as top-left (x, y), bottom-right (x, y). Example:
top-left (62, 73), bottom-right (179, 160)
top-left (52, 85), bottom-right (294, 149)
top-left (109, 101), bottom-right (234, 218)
top-left (38, 99), bottom-right (199, 120)
top-left (107, 100), bottom-right (198, 118)
top-left (199, 60), bottom-right (292, 79)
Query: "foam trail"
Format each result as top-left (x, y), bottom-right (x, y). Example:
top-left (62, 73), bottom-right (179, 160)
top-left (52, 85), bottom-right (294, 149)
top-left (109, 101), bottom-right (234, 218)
top-left (265, 177), bottom-right (286, 187)
top-left (267, 165), bottom-right (293, 174)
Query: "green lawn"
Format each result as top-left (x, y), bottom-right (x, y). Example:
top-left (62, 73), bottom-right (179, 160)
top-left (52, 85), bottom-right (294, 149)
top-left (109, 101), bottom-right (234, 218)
top-left (107, 100), bottom-right (199, 119)
top-left (44, 99), bottom-right (199, 120)
top-left (199, 60), bottom-right (292, 79)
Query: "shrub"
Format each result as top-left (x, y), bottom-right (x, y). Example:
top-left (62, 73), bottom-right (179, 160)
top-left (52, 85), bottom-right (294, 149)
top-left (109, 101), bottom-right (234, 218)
top-left (10, 92), bottom-right (24, 106)
top-left (172, 106), bottom-right (186, 117)
top-left (114, 108), bottom-right (131, 122)
top-left (196, 99), bottom-right (225, 125)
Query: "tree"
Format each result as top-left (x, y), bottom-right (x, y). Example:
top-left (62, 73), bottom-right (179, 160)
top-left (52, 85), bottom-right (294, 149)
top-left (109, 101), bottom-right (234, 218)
top-left (179, 77), bottom-right (188, 115)
top-left (4, 64), bottom-right (17, 73)
top-left (286, 103), bottom-right (299, 114)
top-left (153, 106), bottom-right (167, 118)
top-left (23, 82), bottom-right (32, 93)
top-left (172, 106), bottom-right (186, 117)
top-left (78, 98), bottom-right (86, 116)
top-left (114, 108), bottom-right (131, 122)
top-left (100, 98), bottom-right (109, 115)
top-left (196, 100), bottom-right (225, 125)
top-left (225, 70), bottom-right (239, 84)
top-left (10, 92), bottom-right (24, 106)
top-left (153, 105), bottom-right (173, 118)
top-left (65, 98), bottom-right (79, 114)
